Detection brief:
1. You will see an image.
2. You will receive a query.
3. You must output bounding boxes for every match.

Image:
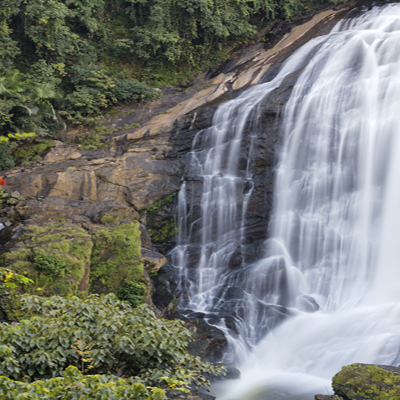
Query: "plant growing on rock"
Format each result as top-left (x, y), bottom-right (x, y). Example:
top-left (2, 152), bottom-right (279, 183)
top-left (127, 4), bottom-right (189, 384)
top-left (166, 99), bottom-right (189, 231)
top-left (1, 224), bottom-right (93, 296)
top-left (116, 279), bottom-right (147, 308)
top-left (33, 253), bottom-right (68, 277)
top-left (0, 293), bottom-right (226, 390)
top-left (90, 221), bottom-right (143, 293)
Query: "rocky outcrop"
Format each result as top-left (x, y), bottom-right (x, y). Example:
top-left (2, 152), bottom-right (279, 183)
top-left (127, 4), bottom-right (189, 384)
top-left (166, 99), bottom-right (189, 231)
top-left (315, 363), bottom-right (400, 400)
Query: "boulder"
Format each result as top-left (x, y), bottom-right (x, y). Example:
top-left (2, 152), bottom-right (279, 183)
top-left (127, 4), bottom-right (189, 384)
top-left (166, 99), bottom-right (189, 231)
top-left (331, 363), bottom-right (400, 400)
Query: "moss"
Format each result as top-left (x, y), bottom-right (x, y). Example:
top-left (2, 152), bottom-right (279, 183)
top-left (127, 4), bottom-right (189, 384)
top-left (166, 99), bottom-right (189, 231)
top-left (332, 364), bottom-right (400, 400)
top-left (140, 192), bottom-right (179, 244)
top-left (100, 214), bottom-right (120, 224)
top-left (76, 133), bottom-right (111, 150)
top-left (12, 140), bottom-right (54, 165)
top-left (142, 192), bottom-right (177, 213)
top-left (0, 224), bottom-right (93, 296)
top-left (90, 221), bottom-right (143, 293)
top-left (148, 218), bottom-right (178, 243)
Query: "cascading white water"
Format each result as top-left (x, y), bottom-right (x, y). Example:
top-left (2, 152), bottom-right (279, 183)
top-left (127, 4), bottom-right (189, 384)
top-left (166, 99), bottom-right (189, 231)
top-left (174, 3), bottom-right (400, 399)
top-left (212, 3), bottom-right (400, 399)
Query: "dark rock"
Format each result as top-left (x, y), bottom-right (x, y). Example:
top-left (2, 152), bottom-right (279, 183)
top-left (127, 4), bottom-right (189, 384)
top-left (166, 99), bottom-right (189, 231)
top-left (151, 263), bottom-right (180, 317)
top-left (228, 248), bottom-right (244, 269)
top-left (166, 310), bottom-right (228, 363)
top-left (224, 286), bottom-right (246, 301)
top-left (225, 367), bottom-right (241, 379)
top-left (171, 394), bottom-right (215, 400)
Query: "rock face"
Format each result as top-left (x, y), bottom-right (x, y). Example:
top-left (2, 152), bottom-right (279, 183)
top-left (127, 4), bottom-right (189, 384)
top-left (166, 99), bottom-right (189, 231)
top-left (315, 363), bottom-right (400, 400)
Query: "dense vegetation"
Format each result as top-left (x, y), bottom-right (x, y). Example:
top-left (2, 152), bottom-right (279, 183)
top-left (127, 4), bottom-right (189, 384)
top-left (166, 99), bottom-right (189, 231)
top-left (0, 0), bottom-right (347, 170)
top-left (0, 284), bottom-right (225, 398)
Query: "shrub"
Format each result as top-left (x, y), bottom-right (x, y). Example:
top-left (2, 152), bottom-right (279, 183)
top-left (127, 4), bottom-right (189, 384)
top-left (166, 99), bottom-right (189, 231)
top-left (0, 365), bottom-right (167, 400)
top-left (0, 293), bottom-right (225, 388)
top-left (112, 79), bottom-right (157, 103)
top-left (12, 140), bottom-right (54, 164)
top-left (117, 279), bottom-right (146, 308)
top-left (77, 132), bottom-right (110, 150)
top-left (0, 142), bottom-right (16, 171)
top-left (33, 254), bottom-right (68, 277)
top-left (0, 268), bottom-right (32, 321)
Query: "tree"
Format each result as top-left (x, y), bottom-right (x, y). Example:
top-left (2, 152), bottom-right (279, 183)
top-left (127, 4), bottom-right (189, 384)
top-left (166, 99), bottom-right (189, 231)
top-left (0, 69), bottom-right (61, 138)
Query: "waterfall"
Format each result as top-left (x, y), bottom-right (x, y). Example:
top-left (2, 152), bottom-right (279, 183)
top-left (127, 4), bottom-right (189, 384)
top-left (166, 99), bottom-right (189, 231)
top-left (173, 3), bottom-right (400, 399)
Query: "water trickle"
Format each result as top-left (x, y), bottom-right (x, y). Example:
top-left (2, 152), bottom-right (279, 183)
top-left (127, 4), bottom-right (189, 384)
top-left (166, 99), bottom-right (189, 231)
top-left (173, 3), bottom-right (400, 399)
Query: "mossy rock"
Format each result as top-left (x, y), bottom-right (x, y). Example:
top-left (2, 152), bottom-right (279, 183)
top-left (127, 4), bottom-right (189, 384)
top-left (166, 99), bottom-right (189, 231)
top-left (90, 221), bottom-right (143, 293)
top-left (0, 223), bottom-right (93, 296)
top-left (332, 363), bottom-right (400, 400)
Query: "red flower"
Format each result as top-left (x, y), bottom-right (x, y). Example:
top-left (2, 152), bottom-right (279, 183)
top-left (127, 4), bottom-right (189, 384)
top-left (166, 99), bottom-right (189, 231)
top-left (0, 178), bottom-right (6, 186)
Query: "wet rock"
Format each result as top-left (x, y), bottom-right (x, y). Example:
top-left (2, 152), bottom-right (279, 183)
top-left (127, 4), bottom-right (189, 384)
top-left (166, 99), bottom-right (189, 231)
top-left (142, 248), bottom-right (167, 274)
top-left (180, 314), bottom-right (227, 363)
top-left (225, 367), bottom-right (241, 379)
top-left (224, 286), bottom-right (246, 300)
top-left (151, 263), bottom-right (180, 316)
top-left (297, 294), bottom-right (320, 312)
top-left (171, 394), bottom-right (215, 400)
top-left (228, 248), bottom-right (244, 269)
top-left (332, 363), bottom-right (400, 400)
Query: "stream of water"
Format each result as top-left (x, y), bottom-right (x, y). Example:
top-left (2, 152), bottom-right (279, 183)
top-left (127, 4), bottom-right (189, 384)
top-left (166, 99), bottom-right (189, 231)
top-left (173, 3), bottom-right (400, 399)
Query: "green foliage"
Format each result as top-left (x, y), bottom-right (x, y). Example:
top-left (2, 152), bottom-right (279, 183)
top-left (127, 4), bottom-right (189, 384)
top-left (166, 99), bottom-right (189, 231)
top-left (12, 140), bottom-right (54, 164)
top-left (112, 79), bottom-right (157, 103)
top-left (0, 0), bottom-right (349, 129)
top-left (125, 0), bottom-right (275, 64)
top-left (59, 63), bottom-right (157, 125)
top-left (0, 268), bottom-right (33, 321)
top-left (33, 254), bottom-right (68, 277)
top-left (143, 192), bottom-right (177, 213)
top-left (59, 63), bottom-right (117, 125)
top-left (0, 293), bottom-right (225, 389)
top-left (100, 214), bottom-right (119, 224)
top-left (117, 279), bottom-right (146, 308)
top-left (0, 142), bottom-right (17, 170)
top-left (149, 219), bottom-right (178, 243)
top-left (0, 69), bottom-right (61, 139)
top-left (1, 224), bottom-right (93, 296)
top-left (90, 222), bottom-right (143, 293)
top-left (77, 132), bottom-right (111, 150)
top-left (0, 366), bottom-right (167, 400)
top-left (141, 193), bottom-right (179, 243)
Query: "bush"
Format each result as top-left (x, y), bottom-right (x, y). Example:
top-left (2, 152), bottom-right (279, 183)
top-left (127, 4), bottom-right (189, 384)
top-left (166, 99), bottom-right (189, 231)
top-left (117, 279), bottom-right (146, 308)
top-left (0, 142), bottom-right (16, 171)
top-left (0, 268), bottom-right (32, 321)
top-left (77, 132), bottom-right (110, 150)
top-left (0, 294), bottom-right (225, 388)
top-left (0, 365), bottom-right (167, 400)
top-left (12, 140), bottom-right (54, 164)
top-left (33, 254), bottom-right (68, 277)
top-left (112, 79), bottom-right (157, 103)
